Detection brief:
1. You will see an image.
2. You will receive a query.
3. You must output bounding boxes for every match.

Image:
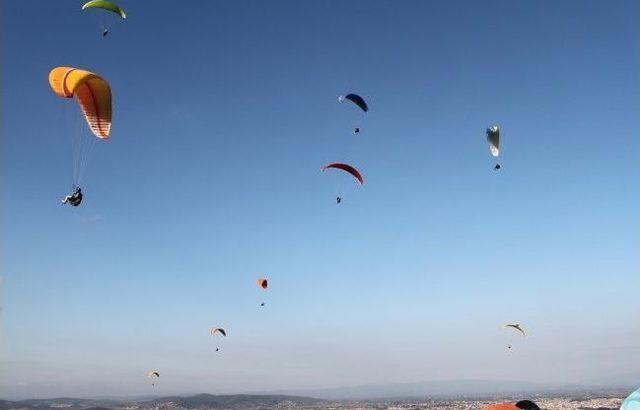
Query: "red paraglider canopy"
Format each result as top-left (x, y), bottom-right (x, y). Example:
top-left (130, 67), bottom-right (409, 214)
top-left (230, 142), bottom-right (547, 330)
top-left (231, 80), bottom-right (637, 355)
top-left (321, 162), bottom-right (364, 185)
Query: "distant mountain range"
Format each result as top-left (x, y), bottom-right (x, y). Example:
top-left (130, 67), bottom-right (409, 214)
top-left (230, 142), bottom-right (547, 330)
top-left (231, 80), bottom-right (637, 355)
top-left (0, 394), bottom-right (327, 410)
top-left (0, 382), bottom-right (632, 409)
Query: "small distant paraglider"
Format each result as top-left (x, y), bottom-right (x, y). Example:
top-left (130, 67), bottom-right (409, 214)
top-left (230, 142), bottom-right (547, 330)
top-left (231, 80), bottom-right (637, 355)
top-left (210, 327), bottom-right (227, 352)
top-left (486, 126), bottom-right (500, 170)
top-left (321, 162), bottom-right (364, 204)
top-left (256, 277), bottom-right (268, 307)
top-left (339, 93), bottom-right (368, 134)
top-left (82, 0), bottom-right (126, 37)
top-left (145, 370), bottom-right (159, 387)
top-left (503, 323), bottom-right (526, 350)
top-left (622, 388), bottom-right (640, 410)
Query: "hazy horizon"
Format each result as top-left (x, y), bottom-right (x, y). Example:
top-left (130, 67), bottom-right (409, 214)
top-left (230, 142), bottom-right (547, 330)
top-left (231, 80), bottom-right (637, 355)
top-left (1, 378), bottom-right (636, 401)
top-left (1, 0), bottom-right (638, 400)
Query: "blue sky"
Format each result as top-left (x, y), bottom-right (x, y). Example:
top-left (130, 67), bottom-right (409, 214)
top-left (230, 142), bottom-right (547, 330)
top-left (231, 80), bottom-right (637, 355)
top-left (1, 0), bottom-right (638, 399)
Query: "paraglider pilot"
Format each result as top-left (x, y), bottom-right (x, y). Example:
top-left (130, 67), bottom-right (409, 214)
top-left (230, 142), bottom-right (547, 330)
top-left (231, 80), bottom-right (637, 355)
top-left (62, 187), bottom-right (83, 207)
top-left (336, 196), bottom-right (342, 204)
top-left (102, 28), bottom-right (109, 37)
top-left (494, 164), bottom-right (501, 171)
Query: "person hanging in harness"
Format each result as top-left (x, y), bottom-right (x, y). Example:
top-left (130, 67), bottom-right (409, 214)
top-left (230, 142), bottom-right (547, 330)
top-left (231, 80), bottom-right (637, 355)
top-left (102, 28), bottom-right (109, 37)
top-left (62, 187), bottom-right (83, 207)
top-left (336, 196), bottom-right (342, 204)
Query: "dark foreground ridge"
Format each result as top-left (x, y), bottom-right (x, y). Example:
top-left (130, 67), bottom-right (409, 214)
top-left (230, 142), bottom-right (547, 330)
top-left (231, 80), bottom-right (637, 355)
top-left (0, 394), bottom-right (327, 410)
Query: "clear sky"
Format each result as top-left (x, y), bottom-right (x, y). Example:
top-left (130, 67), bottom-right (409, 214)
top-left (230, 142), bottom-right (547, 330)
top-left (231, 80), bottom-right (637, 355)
top-left (1, 0), bottom-right (638, 400)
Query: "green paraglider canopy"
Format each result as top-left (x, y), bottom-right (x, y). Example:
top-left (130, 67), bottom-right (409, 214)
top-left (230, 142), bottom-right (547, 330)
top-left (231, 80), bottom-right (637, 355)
top-left (82, 0), bottom-right (127, 19)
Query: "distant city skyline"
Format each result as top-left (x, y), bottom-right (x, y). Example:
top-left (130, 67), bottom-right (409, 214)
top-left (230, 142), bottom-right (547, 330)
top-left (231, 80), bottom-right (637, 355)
top-left (1, 0), bottom-right (638, 399)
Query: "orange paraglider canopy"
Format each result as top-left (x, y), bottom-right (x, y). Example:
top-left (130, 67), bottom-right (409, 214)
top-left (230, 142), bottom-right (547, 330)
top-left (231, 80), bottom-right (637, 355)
top-left (49, 66), bottom-right (112, 139)
top-left (256, 278), bottom-right (268, 289)
top-left (482, 404), bottom-right (519, 410)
